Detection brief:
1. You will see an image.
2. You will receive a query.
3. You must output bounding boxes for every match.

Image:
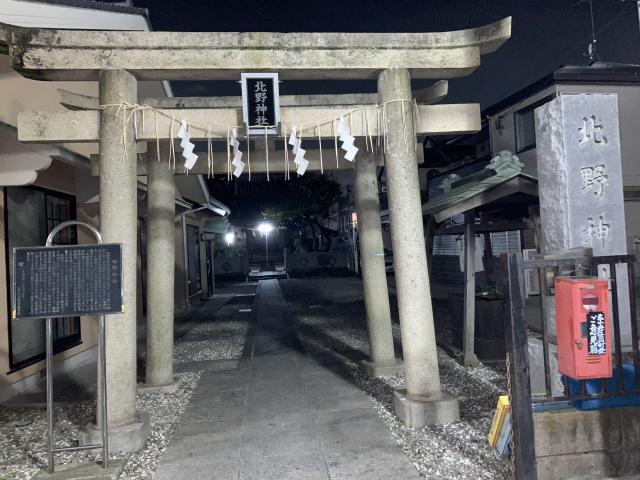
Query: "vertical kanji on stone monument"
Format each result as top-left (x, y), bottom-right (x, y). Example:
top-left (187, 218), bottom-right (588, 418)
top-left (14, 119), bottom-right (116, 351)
top-left (535, 93), bottom-right (632, 346)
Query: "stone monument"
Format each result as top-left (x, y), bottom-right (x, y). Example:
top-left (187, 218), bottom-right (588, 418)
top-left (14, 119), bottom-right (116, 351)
top-left (535, 92), bottom-right (631, 346)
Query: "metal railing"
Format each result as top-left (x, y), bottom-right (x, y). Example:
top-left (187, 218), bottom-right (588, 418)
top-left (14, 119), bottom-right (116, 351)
top-left (500, 252), bottom-right (640, 480)
top-left (524, 253), bottom-right (640, 404)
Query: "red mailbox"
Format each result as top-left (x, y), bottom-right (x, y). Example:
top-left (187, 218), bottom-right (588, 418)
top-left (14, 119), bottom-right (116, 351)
top-left (555, 277), bottom-right (612, 380)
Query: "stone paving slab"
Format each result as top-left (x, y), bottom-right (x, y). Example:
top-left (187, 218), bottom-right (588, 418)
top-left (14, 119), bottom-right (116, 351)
top-left (155, 460), bottom-right (241, 480)
top-left (155, 279), bottom-right (419, 480)
top-left (174, 359), bottom-right (239, 373)
top-left (173, 418), bottom-right (240, 438)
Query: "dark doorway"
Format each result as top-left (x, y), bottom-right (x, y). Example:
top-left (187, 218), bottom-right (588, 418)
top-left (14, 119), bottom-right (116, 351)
top-left (206, 239), bottom-right (214, 296)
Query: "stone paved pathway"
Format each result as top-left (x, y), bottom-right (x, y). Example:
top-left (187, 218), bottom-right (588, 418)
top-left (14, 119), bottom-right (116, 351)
top-left (155, 279), bottom-right (419, 480)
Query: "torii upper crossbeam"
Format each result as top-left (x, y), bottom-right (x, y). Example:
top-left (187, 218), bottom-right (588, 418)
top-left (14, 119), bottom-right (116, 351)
top-left (3, 18), bottom-right (510, 81)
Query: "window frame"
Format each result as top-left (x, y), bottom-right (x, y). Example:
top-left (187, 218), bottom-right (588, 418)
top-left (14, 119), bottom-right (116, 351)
top-left (513, 94), bottom-right (556, 154)
top-left (4, 186), bottom-right (82, 372)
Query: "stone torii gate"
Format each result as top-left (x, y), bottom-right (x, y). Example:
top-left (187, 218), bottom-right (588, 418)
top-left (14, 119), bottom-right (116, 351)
top-left (45, 82), bottom-right (469, 387)
top-left (4, 17), bottom-right (511, 446)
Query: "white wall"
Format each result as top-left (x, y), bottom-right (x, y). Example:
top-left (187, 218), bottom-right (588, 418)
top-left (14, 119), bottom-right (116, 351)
top-left (0, 0), bottom-right (168, 187)
top-left (0, 0), bottom-right (148, 30)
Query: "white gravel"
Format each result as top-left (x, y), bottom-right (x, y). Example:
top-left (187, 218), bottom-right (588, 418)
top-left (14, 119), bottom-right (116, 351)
top-left (1, 291), bottom-right (252, 479)
top-left (0, 372), bottom-right (201, 480)
top-left (173, 319), bottom-right (248, 364)
top-left (354, 352), bottom-right (511, 480)
top-left (173, 301), bottom-right (251, 364)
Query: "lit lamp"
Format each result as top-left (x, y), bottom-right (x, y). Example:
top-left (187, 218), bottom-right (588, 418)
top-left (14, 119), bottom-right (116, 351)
top-left (257, 222), bottom-right (274, 235)
top-left (257, 222), bottom-right (274, 268)
top-left (224, 232), bottom-right (235, 246)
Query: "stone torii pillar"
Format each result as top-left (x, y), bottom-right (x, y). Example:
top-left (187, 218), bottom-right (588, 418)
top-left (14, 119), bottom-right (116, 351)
top-left (378, 68), bottom-right (459, 426)
top-left (141, 140), bottom-right (179, 393)
top-left (354, 152), bottom-right (402, 376)
top-left (80, 69), bottom-right (149, 450)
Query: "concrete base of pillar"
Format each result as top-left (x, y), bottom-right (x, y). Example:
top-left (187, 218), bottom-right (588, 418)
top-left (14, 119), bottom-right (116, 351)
top-left (137, 376), bottom-right (181, 395)
top-left (393, 389), bottom-right (459, 427)
top-left (361, 359), bottom-right (404, 377)
top-left (36, 460), bottom-right (124, 480)
top-left (80, 412), bottom-right (151, 452)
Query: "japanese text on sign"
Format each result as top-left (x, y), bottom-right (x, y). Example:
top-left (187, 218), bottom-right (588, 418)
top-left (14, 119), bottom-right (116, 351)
top-left (12, 244), bottom-right (123, 319)
top-left (241, 73), bottom-right (280, 135)
top-left (587, 311), bottom-right (607, 356)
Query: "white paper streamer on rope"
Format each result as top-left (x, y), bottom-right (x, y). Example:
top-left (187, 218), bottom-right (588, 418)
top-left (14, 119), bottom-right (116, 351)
top-left (177, 120), bottom-right (198, 171)
top-left (230, 128), bottom-right (245, 178)
top-left (288, 127), bottom-right (309, 175)
top-left (104, 97), bottom-right (417, 178)
top-left (337, 117), bottom-right (358, 161)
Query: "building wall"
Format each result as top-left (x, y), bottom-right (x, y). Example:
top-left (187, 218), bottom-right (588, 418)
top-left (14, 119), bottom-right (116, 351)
top-left (0, 162), bottom-right (99, 393)
top-left (0, 54), bottom-right (167, 167)
top-left (487, 83), bottom-right (640, 253)
top-left (488, 85), bottom-right (557, 176)
top-left (0, 0), bottom-right (192, 400)
top-left (174, 212), bottom-right (212, 310)
top-left (0, 162), bottom-right (218, 398)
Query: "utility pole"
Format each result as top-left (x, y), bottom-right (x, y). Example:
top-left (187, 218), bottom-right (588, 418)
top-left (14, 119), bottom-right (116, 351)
top-left (622, 0), bottom-right (640, 31)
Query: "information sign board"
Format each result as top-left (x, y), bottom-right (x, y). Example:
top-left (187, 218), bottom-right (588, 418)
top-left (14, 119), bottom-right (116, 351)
top-left (12, 244), bottom-right (123, 319)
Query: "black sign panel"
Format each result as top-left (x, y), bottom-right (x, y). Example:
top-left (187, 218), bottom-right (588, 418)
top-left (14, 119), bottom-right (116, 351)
top-left (241, 73), bottom-right (280, 134)
top-left (12, 244), bottom-right (123, 319)
top-left (587, 311), bottom-right (606, 355)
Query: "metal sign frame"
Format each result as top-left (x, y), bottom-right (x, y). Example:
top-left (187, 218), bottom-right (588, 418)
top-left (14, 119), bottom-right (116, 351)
top-left (35, 221), bottom-right (112, 474)
top-left (240, 72), bottom-right (281, 135)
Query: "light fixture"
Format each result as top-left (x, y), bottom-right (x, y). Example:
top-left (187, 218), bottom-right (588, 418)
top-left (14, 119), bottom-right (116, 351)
top-left (224, 232), bottom-right (235, 245)
top-left (257, 222), bottom-right (274, 235)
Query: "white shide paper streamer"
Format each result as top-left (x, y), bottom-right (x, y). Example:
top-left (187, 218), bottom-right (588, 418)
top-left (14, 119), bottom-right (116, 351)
top-left (230, 128), bottom-right (245, 178)
top-left (288, 127), bottom-right (309, 175)
top-left (337, 117), bottom-right (358, 161)
top-left (177, 120), bottom-right (198, 170)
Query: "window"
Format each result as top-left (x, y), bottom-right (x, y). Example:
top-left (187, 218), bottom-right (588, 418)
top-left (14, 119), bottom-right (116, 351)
top-left (432, 231), bottom-right (521, 257)
top-left (186, 224), bottom-right (202, 296)
top-left (489, 231), bottom-right (522, 256)
top-left (5, 186), bottom-right (80, 370)
top-left (515, 107), bottom-right (536, 153)
top-left (514, 94), bottom-right (556, 154)
top-left (433, 235), bottom-right (462, 256)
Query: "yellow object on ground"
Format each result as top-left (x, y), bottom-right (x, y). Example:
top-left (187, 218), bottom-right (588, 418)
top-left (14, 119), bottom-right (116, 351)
top-left (488, 395), bottom-right (510, 447)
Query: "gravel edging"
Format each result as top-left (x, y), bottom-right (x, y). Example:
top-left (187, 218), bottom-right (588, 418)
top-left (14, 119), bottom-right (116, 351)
top-left (0, 372), bottom-right (201, 480)
top-left (173, 303), bottom-right (251, 365)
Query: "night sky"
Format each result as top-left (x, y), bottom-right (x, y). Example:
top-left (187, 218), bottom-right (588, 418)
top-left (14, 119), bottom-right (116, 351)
top-left (132, 0), bottom-right (640, 109)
